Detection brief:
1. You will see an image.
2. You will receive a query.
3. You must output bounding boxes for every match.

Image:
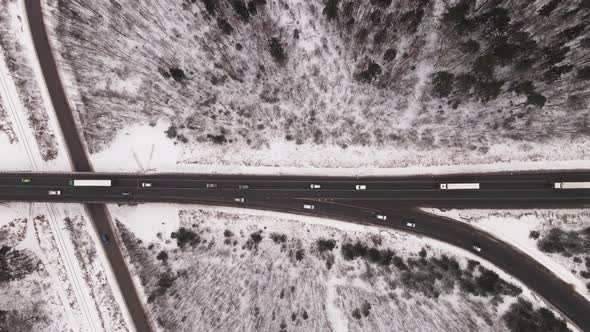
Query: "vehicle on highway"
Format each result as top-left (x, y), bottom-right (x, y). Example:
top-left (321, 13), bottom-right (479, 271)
top-left (20, 178), bottom-right (32, 184)
top-left (310, 184), bottom-right (321, 189)
top-left (376, 214), bottom-right (387, 220)
top-left (121, 192), bottom-right (132, 196)
top-left (234, 197), bottom-right (244, 203)
top-left (238, 184), bottom-right (250, 189)
top-left (141, 182), bottom-right (152, 187)
top-left (69, 179), bottom-right (112, 187)
top-left (355, 184), bottom-right (367, 190)
top-left (303, 204), bottom-right (315, 210)
top-left (101, 234), bottom-right (110, 246)
top-left (553, 182), bottom-right (590, 189)
top-left (48, 190), bottom-right (61, 196)
top-left (439, 183), bottom-right (480, 190)
top-left (472, 245), bottom-right (482, 252)
top-left (406, 221), bottom-right (416, 228)
top-left (206, 183), bottom-right (217, 188)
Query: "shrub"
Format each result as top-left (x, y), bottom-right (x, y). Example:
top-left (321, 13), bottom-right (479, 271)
top-left (224, 229), bottom-right (234, 237)
top-left (383, 48), bottom-right (397, 62)
top-left (171, 227), bottom-right (200, 248)
top-left (529, 230), bottom-right (540, 239)
top-left (355, 62), bottom-right (382, 83)
top-left (538, 228), bottom-right (590, 255)
top-left (351, 308), bottom-right (361, 320)
top-left (502, 298), bottom-right (569, 332)
top-left (158, 273), bottom-right (175, 290)
top-left (232, 0), bottom-right (250, 22)
top-left (201, 0), bottom-right (217, 15)
top-left (361, 302), bottom-right (371, 317)
top-left (580, 270), bottom-right (590, 279)
top-left (169, 67), bottom-right (187, 82)
top-left (295, 249), bottom-right (305, 261)
top-left (323, 0), bottom-right (339, 20)
top-left (432, 71), bottom-right (455, 98)
top-left (317, 238), bottom-right (336, 252)
top-left (250, 231), bottom-right (263, 244)
top-left (165, 125), bottom-right (178, 139)
top-left (270, 233), bottom-right (287, 244)
top-left (269, 37), bottom-right (287, 64)
top-left (217, 18), bottom-right (234, 35)
top-left (156, 251), bottom-right (168, 261)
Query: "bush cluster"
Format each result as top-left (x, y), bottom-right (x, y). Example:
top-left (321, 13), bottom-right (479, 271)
top-left (171, 227), bottom-right (201, 248)
top-left (503, 298), bottom-right (570, 332)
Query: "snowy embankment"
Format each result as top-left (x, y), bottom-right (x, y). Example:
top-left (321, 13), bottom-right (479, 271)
top-left (0, 202), bottom-right (129, 332)
top-left (0, 0), bottom-right (70, 171)
top-left (110, 204), bottom-right (575, 332)
top-left (90, 120), bottom-right (590, 175)
top-left (423, 208), bottom-right (590, 303)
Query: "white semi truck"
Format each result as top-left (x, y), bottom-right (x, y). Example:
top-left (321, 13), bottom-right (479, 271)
top-left (69, 179), bottom-right (112, 186)
top-left (440, 183), bottom-right (480, 190)
top-left (553, 182), bottom-right (590, 189)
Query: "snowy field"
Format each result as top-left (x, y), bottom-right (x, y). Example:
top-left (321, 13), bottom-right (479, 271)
top-left (423, 208), bottom-right (590, 302)
top-left (41, 0), bottom-right (590, 173)
top-left (0, 0), bottom-right (73, 171)
top-left (0, 0), bottom-right (72, 171)
top-left (110, 204), bottom-right (574, 331)
top-left (0, 203), bottom-right (129, 332)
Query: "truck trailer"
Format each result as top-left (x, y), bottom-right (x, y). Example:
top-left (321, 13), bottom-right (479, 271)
top-left (440, 183), bottom-right (480, 190)
top-left (553, 182), bottom-right (590, 189)
top-left (69, 179), bottom-right (112, 187)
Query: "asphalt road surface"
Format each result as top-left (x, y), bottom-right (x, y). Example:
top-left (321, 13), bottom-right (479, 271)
top-left (25, 2), bottom-right (153, 331)
top-left (2, 171), bottom-right (590, 329)
top-left (1, 171), bottom-right (590, 207)
top-left (20, 0), bottom-right (590, 330)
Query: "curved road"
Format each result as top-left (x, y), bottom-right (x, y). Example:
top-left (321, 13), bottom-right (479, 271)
top-left (21, 0), bottom-right (590, 330)
top-left (1, 172), bottom-right (590, 329)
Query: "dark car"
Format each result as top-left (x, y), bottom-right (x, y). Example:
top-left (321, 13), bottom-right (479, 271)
top-left (101, 234), bottom-right (110, 246)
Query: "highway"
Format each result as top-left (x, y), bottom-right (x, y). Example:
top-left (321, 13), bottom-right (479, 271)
top-left (1, 171), bottom-right (590, 207)
top-left (1, 171), bottom-right (590, 330)
top-left (25, 1), bottom-right (153, 331)
top-left (20, 0), bottom-right (590, 330)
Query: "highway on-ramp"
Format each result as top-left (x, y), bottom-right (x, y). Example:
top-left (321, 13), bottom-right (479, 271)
top-left (20, 0), bottom-right (590, 330)
top-left (1, 171), bottom-right (590, 330)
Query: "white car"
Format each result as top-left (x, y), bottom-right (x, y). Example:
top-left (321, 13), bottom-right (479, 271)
top-left (303, 204), bottom-right (315, 210)
top-left (234, 197), bottom-right (244, 203)
top-left (310, 184), bottom-right (321, 189)
top-left (406, 222), bottom-right (416, 228)
top-left (48, 190), bottom-right (61, 196)
top-left (376, 214), bottom-right (387, 220)
top-left (206, 183), bottom-right (217, 188)
top-left (141, 182), bottom-right (152, 188)
top-left (439, 184), bottom-right (448, 190)
top-left (122, 192), bottom-right (132, 196)
top-left (472, 245), bottom-right (482, 252)
top-left (355, 184), bottom-right (367, 190)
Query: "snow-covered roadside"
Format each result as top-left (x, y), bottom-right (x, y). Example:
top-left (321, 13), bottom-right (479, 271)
top-left (0, 202), bottom-right (129, 331)
top-left (90, 120), bottom-right (590, 175)
top-left (423, 208), bottom-right (590, 303)
top-left (110, 203), bottom-right (575, 331)
top-left (0, 0), bottom-right (70, 170)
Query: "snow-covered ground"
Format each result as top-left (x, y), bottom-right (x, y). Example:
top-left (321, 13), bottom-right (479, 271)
top-left (42, 0), bottom-right (590, 174)
top-left (0, 203), bottom-right (129, 332)
top-left (0, 0), bottom-right (71, 170)
top-left (90, 119), bottom-right (590, 174)
top-left (111, 204), bottom-right (575, 331)
top-left (423, 208), bottom-right (590, 302)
